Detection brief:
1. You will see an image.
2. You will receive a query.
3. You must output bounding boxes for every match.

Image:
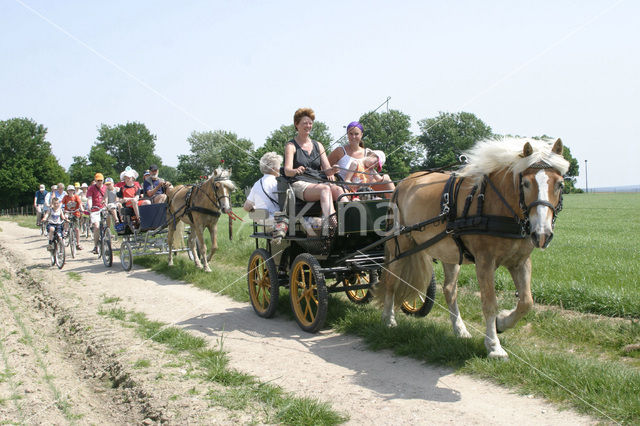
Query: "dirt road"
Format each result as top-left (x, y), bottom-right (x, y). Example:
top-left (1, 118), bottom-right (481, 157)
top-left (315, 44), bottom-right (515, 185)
top-left (0, 220), bottom-right (594, 424)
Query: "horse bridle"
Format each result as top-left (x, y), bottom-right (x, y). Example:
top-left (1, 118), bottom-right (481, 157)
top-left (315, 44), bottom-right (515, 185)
top-left (517, 162), bottom-right (564, 230)
top-left (197, 175), bottom-right (232, 211)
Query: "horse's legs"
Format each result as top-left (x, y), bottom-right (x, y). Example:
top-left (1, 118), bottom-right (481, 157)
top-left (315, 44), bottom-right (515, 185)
top-left (497, 257), bottom-right (533, 332)
top-left (167, 223), bottom-right (174, 266)
top-left (196, 226), bottom-right (211, 273)
top-left (188, 230), bottom-right (204, 269)
top-left (206, 223), bottom-right (218, 262)
top-left (442, 263), bottom-right (471, 338)
top-left (476, 258), bottom-right (508, 359)
top-left (381, 275), bottom-right (397, 327)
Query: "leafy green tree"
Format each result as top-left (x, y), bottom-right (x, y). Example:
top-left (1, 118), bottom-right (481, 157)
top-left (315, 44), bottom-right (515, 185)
top-left (159, 165), bottom-right (179, 185)
top-left (177, 130), bottom-right (254, 204)
top-left (358, 109), bottom-right (416, 178)
top-left (417, 112), bottom-right (493, 169)
top-left (0, 118), bottom-right (67, 207)
top-left (88, 145), bottom-right (118, 181)
top-left (95, 122), bottom-right (161, 175)
top-left (68, 155), bottom-right (93, 185)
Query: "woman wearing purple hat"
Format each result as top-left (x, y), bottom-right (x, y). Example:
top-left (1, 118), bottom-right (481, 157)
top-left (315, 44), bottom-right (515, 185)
top-left (328, 121), bottom-right (369, 180)
top-left (328, 121), bottom-right (395, 198)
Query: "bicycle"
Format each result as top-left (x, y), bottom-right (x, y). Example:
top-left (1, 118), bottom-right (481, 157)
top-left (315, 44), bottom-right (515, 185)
top-left (81, 212), bottom-right (90, 238)
top-left (66, 215), bottom-right (81, 259)
top-left (40, 218), bottom-right (47, 236)
top-left (48, 223), bottom-right (66, 269)
top-left (98, 208), bottom-right (113, 267)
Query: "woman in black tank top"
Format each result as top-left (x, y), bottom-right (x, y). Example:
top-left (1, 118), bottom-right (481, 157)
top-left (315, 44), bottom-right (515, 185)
top-left (283, 108), bottom-right (343, 219)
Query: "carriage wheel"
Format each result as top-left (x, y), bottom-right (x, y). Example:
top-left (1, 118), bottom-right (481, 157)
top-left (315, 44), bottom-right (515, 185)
top-left (101, 229), bottom-right (113, 267)
top-left (120, 241), bottom-right (133, 271)
top-left (55, 234), bottom-right (65, 269)
top-left (401, 273), bottom-right (437, 317)
top-left (248, 249), bottom-right (279, 318)
top-left (289, 253), bottom-right (328, 333)
top-left (344, 273), bottom-right (373, 304)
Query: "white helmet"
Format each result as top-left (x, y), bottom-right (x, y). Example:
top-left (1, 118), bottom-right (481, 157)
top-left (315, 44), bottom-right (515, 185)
top-left (67, 184), bottom-right (75, 191)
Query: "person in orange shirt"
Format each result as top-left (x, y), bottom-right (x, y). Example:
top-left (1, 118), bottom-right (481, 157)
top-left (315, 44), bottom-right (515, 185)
top-left (62, 184), bottom-right (84, 250)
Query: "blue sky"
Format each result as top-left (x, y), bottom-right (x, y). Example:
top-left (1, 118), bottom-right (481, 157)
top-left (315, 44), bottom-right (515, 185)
top-left (1, 0), bottom-right (637, 188)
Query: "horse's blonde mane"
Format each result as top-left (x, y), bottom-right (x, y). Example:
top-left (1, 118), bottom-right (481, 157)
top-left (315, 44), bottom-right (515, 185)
top-left (457, 137), bottom-right (569, 183)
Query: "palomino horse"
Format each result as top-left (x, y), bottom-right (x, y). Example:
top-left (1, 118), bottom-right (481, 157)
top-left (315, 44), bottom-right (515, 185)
top-left (379, 138), bottom-right (568, 359)
top-left (166, 167), bottom-right (236, 272)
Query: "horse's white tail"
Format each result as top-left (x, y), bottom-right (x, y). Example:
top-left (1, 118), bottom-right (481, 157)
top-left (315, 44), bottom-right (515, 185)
top-left (376, 234), bottom-right (434, 308)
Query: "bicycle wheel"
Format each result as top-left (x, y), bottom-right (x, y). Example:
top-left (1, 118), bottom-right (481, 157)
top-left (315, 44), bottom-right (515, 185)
top-left (101, 229), bottom-right (113, 267)
top-left (69, 227), bottom-right (76, 259)
top-left (55, 234), bottom-right (65, 269)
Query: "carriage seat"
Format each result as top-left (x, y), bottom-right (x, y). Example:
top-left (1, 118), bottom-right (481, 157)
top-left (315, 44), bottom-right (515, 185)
top-left (276, 175), bottom-right (324, 217)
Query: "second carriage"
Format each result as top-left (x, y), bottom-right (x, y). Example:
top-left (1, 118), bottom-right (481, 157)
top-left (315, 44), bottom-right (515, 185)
top-left (98, 203), bottom-right (194, 271)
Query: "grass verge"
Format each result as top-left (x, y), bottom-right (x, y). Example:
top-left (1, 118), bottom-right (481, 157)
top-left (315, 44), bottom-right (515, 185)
top-left (98, 298), bottom-right (347, 425)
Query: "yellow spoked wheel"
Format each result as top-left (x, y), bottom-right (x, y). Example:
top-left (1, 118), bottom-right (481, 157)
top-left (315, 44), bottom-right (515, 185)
top-left (344, 273), bottom-right (373, 304)
top-left (248, 248), bottom-right (279, 318)
top-left (289, 253), bottom-right (327, 333)
top-left (401, 273), bottom-right (437, 317)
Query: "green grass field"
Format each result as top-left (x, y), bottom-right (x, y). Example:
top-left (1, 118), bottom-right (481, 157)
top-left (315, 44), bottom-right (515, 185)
top-left (3, 192), bottom-right (640, 423)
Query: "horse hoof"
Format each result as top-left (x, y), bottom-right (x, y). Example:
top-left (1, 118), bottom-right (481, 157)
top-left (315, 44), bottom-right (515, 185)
top-left (382, 317), bottom-right (397, 328)
top-left (168, 261), bottom-right (173, 267)
top-left (456, 328), bottom-right (472, 339)
top-left (488, 349), bottom-right (509, 360)
top-left (204, 267), bottom-right (212, 273)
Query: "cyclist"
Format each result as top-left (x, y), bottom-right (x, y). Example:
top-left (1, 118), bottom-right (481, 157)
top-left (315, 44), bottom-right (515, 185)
top-left (79, 182), bottom-right (90, 235)
top-left (53, 183), bottom-right (67, 203)
top-left (42, 197), bottom-right (67, 251)
top-left (44, 184), bottom-right (56, 212)
top-left (34, 184), bottom-right (48, 226)
top-left (62, 184), bottom-right (84, 251)
top-left (74, 182), bottom-right (82, 197)
top-left (86, 173), bottom-right (106, 254)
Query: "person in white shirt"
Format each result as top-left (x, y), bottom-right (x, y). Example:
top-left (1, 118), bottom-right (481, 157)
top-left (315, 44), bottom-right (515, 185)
top-left (243, 152), bottom-right (282, 219)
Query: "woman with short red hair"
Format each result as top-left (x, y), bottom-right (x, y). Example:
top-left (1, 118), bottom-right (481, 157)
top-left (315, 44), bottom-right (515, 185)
top-left (283, 108), bottom-right (343, 225)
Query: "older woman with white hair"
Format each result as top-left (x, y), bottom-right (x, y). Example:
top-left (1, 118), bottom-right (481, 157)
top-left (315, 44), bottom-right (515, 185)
top-left (243, 152), bottom-right (282, 217)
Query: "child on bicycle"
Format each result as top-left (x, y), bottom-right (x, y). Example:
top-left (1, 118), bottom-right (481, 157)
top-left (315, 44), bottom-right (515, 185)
top-left (42, 197), bottom-right (67, 251)
top-left (62, 184), bottom-right (84, 250)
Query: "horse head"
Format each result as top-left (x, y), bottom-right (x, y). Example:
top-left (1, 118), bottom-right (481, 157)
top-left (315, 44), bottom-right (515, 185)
top-left (210, 167), bottom-right (236, 214)
top-left (519, 139), bottom-right (566, 249)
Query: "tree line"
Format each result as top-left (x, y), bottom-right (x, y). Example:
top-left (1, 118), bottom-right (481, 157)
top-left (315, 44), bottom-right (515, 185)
top-left (0, 111), bottom-right (580, 208)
